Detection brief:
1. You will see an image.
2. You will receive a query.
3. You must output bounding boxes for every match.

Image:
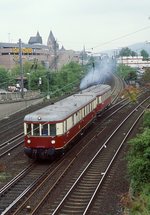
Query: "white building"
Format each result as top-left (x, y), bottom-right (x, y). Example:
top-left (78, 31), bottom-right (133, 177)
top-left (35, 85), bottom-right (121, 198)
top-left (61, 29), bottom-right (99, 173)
top-left (117, 56), bottom-right (150, 69)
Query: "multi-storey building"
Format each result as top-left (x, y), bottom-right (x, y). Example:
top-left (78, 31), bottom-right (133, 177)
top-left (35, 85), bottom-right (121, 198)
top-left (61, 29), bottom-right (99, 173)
top-left (0, 31), bottom-right (78, 70)
top-left (117, 56), bottom-right (150, 69)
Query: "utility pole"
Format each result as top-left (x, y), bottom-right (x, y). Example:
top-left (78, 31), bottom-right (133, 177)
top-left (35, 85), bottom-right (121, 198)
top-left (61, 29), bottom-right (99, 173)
top-left (54, 39), bottom-right (57, 72)
top-left (19, 38), bottom-right (24, 98)
top-left (47, 71), bottom-right (50, 99)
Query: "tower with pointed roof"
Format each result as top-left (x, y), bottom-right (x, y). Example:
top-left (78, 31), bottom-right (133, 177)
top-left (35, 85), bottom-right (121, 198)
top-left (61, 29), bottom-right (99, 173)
top-left (28, 31), bottom-right (43, 45)
top-left (47, 30), bottom-right (59, 51)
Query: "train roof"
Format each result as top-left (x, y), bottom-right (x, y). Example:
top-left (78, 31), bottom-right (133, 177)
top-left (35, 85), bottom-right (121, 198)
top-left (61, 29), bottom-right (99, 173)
top-left (81, 84), bottom-right (111, 95)
top-left (24, 94), bottom-right (95, 122)
top-left (24, 84), bottom-right (111, 122)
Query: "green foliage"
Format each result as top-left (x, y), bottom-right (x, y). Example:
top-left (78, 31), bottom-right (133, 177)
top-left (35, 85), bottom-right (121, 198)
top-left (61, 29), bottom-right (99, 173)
top-left (1, 60), bottom-right (86, 97)
top-left (129, 184), bottom-right (150, 215)
top-left (116, 64), bottom-right (136, 80)
top-left (140, 49), bottom-right (149, 60)
top-left (0, 67), bottom-right (9, 89)
top-left (126, 111), bottom-right (150, 214)
top-left (119, 47), bottom-right (137, 57)
top-left (143, 110), bottom-right (150, 128)
top-left (7, 64), bottom-right (22, 86)
top-left (128, 129), bottom-right (150, 192)
top-left (142, 68), bottom-right (150, 84)
top-left (48, 62), bottom-right (84, 97)
top-left (22, 61), bottom-right (85, 96)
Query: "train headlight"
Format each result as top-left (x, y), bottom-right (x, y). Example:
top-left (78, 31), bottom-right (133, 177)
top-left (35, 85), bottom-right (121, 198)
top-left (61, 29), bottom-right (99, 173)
top-left (38, 116), bottom-right (41, 120)
top-left (27, 139), bottom-right (31, 144)
top-left (51, 140), bottom-right (55, 144)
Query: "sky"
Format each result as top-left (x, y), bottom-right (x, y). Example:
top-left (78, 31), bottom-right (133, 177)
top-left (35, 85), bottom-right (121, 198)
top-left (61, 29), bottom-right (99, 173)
top-left (1, 0), bottom-right (150, 53)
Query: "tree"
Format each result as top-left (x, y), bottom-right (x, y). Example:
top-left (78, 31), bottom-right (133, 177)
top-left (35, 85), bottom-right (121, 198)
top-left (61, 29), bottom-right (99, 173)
top-left (142, 68), bottom-right (150, 84)
top-left (117, 64), bottom-right (136, 80)
top-left (140, 49), bottom-right (149, 60)
top-left (0, 67), bottom-right (9, 89)
top-left (7, 60), bottom-right (86, 96)
top-left (143, 110), bottom-right (150, 128)
top-left (131, 51), bottom-right (138, 57)
top-left (119, 47), bottom-right (137, 57)
top-left (127, 111), bottom-right (150, 193)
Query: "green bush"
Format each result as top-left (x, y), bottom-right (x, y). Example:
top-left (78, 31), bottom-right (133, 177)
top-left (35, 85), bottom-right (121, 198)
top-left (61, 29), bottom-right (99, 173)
top-left (126, 111), bottom-right (150, 214)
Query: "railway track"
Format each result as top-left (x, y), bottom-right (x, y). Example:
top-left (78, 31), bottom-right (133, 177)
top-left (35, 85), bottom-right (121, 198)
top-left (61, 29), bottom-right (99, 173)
top-left (0, 133), bottom-right (23, 158)
top-left (0, 162), bottom-right (52, 214)
top-left (111, 73), bottom-right (125, 104)
top-left (0, 95), bottom-right (149, 214)
top-left (33, 97), bottom-right (149, 215)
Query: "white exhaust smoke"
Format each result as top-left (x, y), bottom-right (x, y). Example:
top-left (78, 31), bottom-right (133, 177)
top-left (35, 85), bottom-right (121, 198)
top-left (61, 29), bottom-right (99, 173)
top-left (80, 58), bottom-right (113, 90)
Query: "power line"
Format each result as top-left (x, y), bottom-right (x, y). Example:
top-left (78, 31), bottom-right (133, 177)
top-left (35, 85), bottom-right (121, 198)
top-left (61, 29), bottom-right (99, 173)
top-left (90, 25), bottom-right (150, 51)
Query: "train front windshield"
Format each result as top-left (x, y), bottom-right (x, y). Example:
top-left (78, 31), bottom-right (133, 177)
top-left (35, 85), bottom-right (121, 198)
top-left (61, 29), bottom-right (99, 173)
top-left (24, 123), bottom-right (56, 136)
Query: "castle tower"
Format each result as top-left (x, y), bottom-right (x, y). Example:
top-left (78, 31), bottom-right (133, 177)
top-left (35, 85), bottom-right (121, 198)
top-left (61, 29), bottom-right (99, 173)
top-left (28, 31), bottom-right (43, 44)
top-left (47, 30), bottom-right (59, 51)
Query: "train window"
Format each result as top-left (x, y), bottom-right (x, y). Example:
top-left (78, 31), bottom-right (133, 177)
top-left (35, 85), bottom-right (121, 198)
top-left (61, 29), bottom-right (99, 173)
top-left (92, 101), bottom-right (95, 110)
top-left (86, 105), bottom-right (89, 114)
top-left (94, 99), bottom-right (97, 108)
top-left (90, 103), bottom-right (92, 111)
top-left (74, 113), bottom-right (77, 124)
top-left (76, 112), bottom-right (79, 122)
top-left (97, 97), bottom-right (99, 104)
top-left (24, 123), bottom-right (27, 135)
top-left (99, 96), bottom-right (102, 103)
top-left (82, 108), bottom-right (84, 118)
top-left (67, 116), bottom-right (73, 129)
top-left (64, 121), bottom-right (67, 133)
top-left (84, 107), bottom-right (86, 116)
top-left (50, 124), bottom-right (56, 136)
top-left (33, 124), bottom-right (40, 136)
top-left (48, 124), bottom-right (50, 135)
top-left (72, 115), bottom-right (74, 125)
top-left (79, 110), bottom-right (82, 120)
top-left (56, 123), bottom-right (63, 135)
top-left (31, 124), bottom-right (33, 135)
top-left (39, 124), bottom-right (42, 136)
top-left (86, 106), bottom-right (88, 114)
top-left (27, 123), bottom-right (31, 135)
top-left (41, 124), bottom-right (48, 136)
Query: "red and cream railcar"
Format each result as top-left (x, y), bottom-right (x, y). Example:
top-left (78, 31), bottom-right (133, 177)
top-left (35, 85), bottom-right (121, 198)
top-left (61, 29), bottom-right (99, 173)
top-left (82, 84), bottom-right (111, 113)
top-left (24, 84), bottom-right (111, 159)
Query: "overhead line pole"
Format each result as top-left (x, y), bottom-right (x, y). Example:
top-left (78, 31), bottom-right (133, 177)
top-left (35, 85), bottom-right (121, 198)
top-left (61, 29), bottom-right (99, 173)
top-left (19, 38), bottom-right (24, 98)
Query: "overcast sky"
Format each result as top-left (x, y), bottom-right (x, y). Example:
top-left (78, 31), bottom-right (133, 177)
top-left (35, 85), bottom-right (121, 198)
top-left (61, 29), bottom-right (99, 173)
top-left (1, 0), bottom-right (150, 52)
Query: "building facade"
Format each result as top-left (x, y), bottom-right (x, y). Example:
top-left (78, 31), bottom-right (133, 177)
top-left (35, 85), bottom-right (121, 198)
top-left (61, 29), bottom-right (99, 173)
top-left (0, 42), bottom-right (50, 69)
top-left (117, 56), bottom-right (150, 69)
top-left (0, 31), bottom-right (79, 70)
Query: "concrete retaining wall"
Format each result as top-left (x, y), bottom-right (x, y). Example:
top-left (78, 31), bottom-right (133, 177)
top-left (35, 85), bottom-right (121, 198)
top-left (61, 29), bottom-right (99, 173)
top-left (0, 97), bottom-right (43, 120)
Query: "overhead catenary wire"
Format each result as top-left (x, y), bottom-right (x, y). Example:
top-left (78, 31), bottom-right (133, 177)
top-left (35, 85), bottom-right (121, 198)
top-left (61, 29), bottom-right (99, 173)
top-left (87, 25), bottom-right (150, 52)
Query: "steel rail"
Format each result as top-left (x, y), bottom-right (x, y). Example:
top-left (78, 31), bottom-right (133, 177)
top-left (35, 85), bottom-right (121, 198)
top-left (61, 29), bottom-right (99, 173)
top-left (51, 97), bottom-right (149, 214)
top-left (83, 104), bottom-right (150, 214)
